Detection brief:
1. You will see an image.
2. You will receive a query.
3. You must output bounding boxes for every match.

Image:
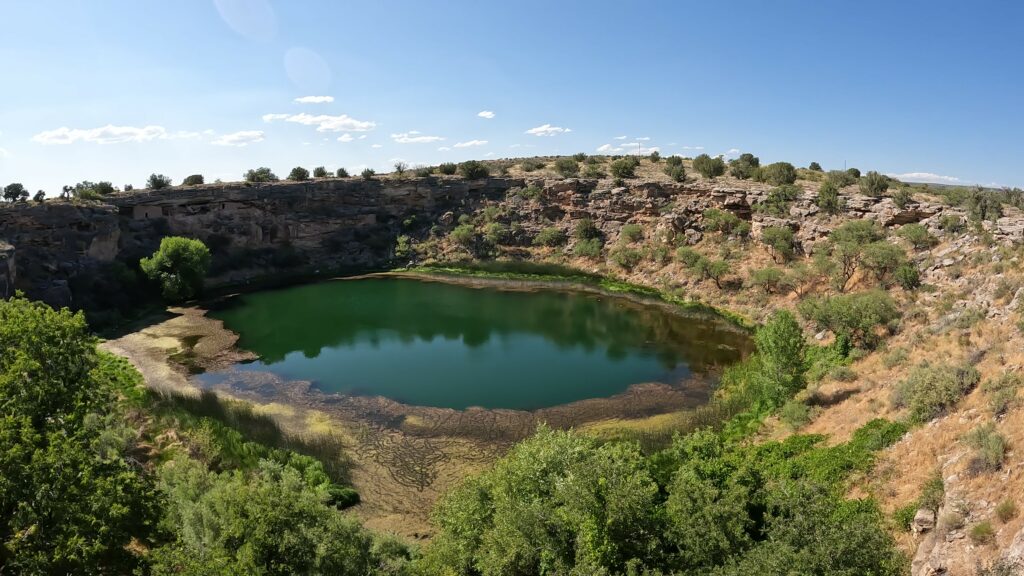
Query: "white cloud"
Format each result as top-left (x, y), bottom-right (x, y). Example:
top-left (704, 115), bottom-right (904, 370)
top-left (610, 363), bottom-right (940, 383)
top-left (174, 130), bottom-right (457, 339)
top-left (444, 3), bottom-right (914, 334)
top-left (437, 146), bottom-right (451, 152)
top-left (30, 124), bottom-right (198, 145)
top-left (0, 148), bottom-right (8, 158)
top-left (721, 148), bottom-right (741, 159)
top-left (509, 143), bottom-right (535, 149)
top-left (887, 172), bottom-right (961, 184)
top-left (336, 133), bottom-right (354, 142)
top-left (453, 139), bottom-right (487, 148)
top-left (262, 112), bottom-right (376, 132)
top-left (597, 142), bottom-right (659, 154)
top-left (525, 124), bottom-right (571, 136)
top-left (681, 145), bottom-right (704, 151)
top-left (613, 135), bottom-right (627, 140)
top-left (636, 136), bottom-right (650, 141)
top-left (391, 131), bottom-right (444, 143)
top-left (294, 95), bottom-right (334, 104)
top-left (477, 110), bottom-right (495, 119)
top-left (596, 143), bottom-right (621, 153)
top-left (483, 152), bottom-right (495, 157)
top-left (211, 130), bottom-right (265, 147)
top-left (371, 144), bottom-right (383, 148)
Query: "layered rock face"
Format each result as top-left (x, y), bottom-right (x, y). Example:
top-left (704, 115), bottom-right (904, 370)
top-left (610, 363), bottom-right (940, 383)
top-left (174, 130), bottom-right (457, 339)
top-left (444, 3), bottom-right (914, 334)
top-left (1, 175), bottom-right (1021, 312)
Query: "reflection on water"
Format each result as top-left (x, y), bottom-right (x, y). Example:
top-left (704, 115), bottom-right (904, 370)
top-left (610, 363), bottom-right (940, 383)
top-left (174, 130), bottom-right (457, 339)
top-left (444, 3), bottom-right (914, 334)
top-left (206, 277), bottom-right (751, 410)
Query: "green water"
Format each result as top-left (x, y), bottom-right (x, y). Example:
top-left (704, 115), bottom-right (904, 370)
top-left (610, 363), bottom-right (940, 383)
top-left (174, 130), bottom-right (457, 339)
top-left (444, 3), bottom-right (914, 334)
top-left (205, 277), bottom-right (750, 410)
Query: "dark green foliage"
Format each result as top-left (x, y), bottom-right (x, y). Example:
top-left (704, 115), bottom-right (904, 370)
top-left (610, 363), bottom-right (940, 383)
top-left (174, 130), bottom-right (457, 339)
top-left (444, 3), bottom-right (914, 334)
top-left (573, 218), bottom-right (601, 240)
top-left (533, 226), bottom-right (567, 247)
top-left (139, 236), bottom-right (212, 302)
top-left (692, 153), bottom-right (725, 178)
top-left (847, 167), bottom-right (861, 179)
top-left (572, 152), bottom-right (587, 162)
top-left (647, 150), bottom-right (660, 163)
top-left (859, 171), bottom-right (889, 197)
top-left (798, 290), bottom-right (900, 349)
top-left (610, 246), bottom-right (643, 270)
top-left (665, 155), bottom-right (684, 167)
top-left (147, 173), bottom-right (173, 189)
top-left (573, 237), bottom-right (603, 259)
top-left (728, 153), bottom-right (760, 180)
top-left (963, 423), bottom-right (1006, 474)
top-left (335, 167), bottom-right (349, 178)
top-left (831, 219), bottom-right (885, 246)
top-left (450, 224), bottom-right (476, 248)
top-left (748, 267), bottom-right (787, 293)
top-left (312, 166), bottom-right (328, 178)
top-left (288, 166), bottom-right (311, 181)
top-left (698, 258), bottom-right (731, 289)
top-left (938, 214), bottom-right (964, 233)
top-left (754, 310), bottom-right (808, 405)
top-left (610, 157), bottom-right (639, 178)
top-left (33, 190), bottom-right (45, 202)
top-left (892, 186), bottom-right (913, 208)
top-left (966, 188), bottom-right (1004, 223)
top-left (824, 170), bottom-right (856, 188)
top-left (817, 179), bottom-right (842, 214)
top-left (2, 182), bottom-right (28, 202)
top-left (702, 208), bottom-right (746, 236)
top-left (759, 162), bottom-right (797, 185)
top-left (458, 160), bottom-right (490, 179)
top-left (861, 241), bottom-right (907, 285)
top-left (892, 363), bottom-right (980, 423)
top-left (760, 226), bottom-right (796, 263)
top-left (553, 157), bottom-right (579, 177)
top-left (676, 246), bottom-right (704, 268)
top-left (620, 223), bottom-right (644, 243)
top-left (756, 184), bottom-right (800, 216)
top-left (665, 164), bottom-right (686, 182)
top-left (482, 222), bottom-right (510, 246)
top-left (895, 264), bottom-right (921, 290)
top-left (181, 174), bottom-right (205, 186)
top-left (808, 161), bottom-right (822, 171)
top-left (245, 167), bottom-right (278, 182)
top-left (438, 162), bottom-right (457, 175)
top-left (896, 223), bottom-right (936, 249)
top-left (361, 168), bottom-right (376, 180)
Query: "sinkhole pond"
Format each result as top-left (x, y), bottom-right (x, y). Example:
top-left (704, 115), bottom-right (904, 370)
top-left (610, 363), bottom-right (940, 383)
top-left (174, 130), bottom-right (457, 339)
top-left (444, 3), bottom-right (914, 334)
top-left (203, 276), bottom-right (751, 410)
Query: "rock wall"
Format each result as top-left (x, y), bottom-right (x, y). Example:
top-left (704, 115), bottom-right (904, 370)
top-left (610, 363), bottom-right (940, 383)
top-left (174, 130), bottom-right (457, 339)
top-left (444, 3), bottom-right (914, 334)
top-left (0, 241), bottom-right (14, 299)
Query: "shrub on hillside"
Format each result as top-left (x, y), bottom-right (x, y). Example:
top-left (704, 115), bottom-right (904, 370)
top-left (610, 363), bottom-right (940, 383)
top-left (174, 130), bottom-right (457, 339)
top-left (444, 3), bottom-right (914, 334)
top-left (728, 153), bottom-right (760, 180)
top-left (182, 174), bottom-right (205, 186)
top-left (748, 267), bottom-right (787, 293)
top-left (147, 173), bottom-right (173, 190)
top-left (847, 168), bottom-right (861, 179)
top-left (288, 166), bottom-right (311, 181)
top-left (584, 165), bottom-right (607, 179)
top-left (759, 162), bottom-right (798, 185)
top-left (620, 223), bottom-right (643, 243)
top-left (335, 167), bottom-right (349, 178)
top-left (361, 168), bottom-right (376, 180)
top-left (825, 170), bottom-right (856, 188)
top-left (458, 160), bottom-right (490, 179)
top-left (891, 362), bottom-right (980, 423)
top-left (519, 159), bottom-right (546, 172)
top-left (808, 162), bottom-right (823, 171)
top-left (245, 167), bottom-right (278, 182)
top-left (859, 171), bottom-right (889, 197)
top-left (982, 374), bottom-right (1021, 417)
top-left (450, 224), bottom-right (476, 248)
top-left (963, 422), bottom-right (1007, 475)
top-left (438, 162), bottom-right (457, 175)
top-left (554, 157), bottom-right (579, 177)
top-left (676, 246), bottom-right (704, 268)
top-left (817, 180), bottom-right (842, 215)
top-left (533, 227), bottom-right (567, 247)
top-left (573, 237), bottom-right (603, 259)
top-left (701, 208), bottom-right (744, 235)
top-left (756, 185), bottom-right (801, 216)
top-left (665, 155), bottom-right (683, 167)
top-left (610, 246), bottom-right (643, 270)
top-left (692, 154), bottom-right (725, 178)
top-left (861, 241), bottom-right (907, 285)
top-left (896, 223), bottom-right (936, 249)
top-left (798, 290), bottom-right (900, 348)
top-left (482, 222), bottom-right (510, 245)
top-left (894, 264), bottom-right (921, 290)
top-left (760, 226), bottom-right (797, 263)
top-left (139, 236), bottom-right (211, 302)
top-left (313, 166), bottom-right (328, 178)
top-left (574, 218), bottom-right (601, 240)
top-left (610, 157), bottom-right (639, 179)
top-left (393, 161), bottom-right (408, 177)
top-left (572, 152), bottom-right (587, 162)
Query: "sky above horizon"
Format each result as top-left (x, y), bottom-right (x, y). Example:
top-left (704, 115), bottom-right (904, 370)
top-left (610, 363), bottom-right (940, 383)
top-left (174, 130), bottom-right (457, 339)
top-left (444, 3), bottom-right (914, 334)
top-left (1, 0), bottom-right (1022, 194)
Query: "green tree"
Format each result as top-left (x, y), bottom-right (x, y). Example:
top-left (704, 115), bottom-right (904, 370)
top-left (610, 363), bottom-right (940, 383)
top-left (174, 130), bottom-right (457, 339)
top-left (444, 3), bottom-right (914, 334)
top-left (665, 164), bottom-right (686, 182)
top-left (32, 190), bottom-right (45, 203)
top-left (438, 162), bottom-right (457, 175)
top-left (574, 218), bottom-right (601, 240)
top-left (748, 267), bottom-right (787, 293)
top-left (147, 174), bottom-right (172, 189)
top-left (554, 157), bottom-right (580, 177)
top-left (245, 167), bottom-right (278, 182)
top-left (361, 168), bottom-right (376, 180)
top-left (728, 153), bottom-right (760, 180)
top-left (817, 179), bottom-right (842, 215)
top-left (139, 237), bottom-right (211, 302)
top-left (760, 226), bottom-right (796, 263)
top-left (693, 154), bottom-right (725, 178)
top-left (798, 290), bottom-right (900, 349)
top-left (2, 182), bottom-right (27, 202)
top-left (759, 162), bottom-right (798, 185)
top-left (335, 167), bottom-right (350, 178)
top-left (808, 161), bottom-right (823, 171)
top-left (312, 166), bottom-right (328, 178)
top-left (859, 171), bottom-right (889, 197)
top-left (610, 157), bottom-right (639, 179)
top-left (754, 310), bottom-right (807, 404)
top-left (181, 174), bottom-right (204, 186)
top-left (458, 160), bottom-right (490, 179)
top-left (896, 223), bottom-right (935, 249)
top-left (288, 166), bottom-right (311, 181)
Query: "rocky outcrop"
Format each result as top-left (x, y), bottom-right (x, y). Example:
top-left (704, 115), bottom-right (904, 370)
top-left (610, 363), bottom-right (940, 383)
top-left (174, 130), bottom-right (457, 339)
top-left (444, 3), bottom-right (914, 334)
top-left (0, 241), bottom-right (14, 299)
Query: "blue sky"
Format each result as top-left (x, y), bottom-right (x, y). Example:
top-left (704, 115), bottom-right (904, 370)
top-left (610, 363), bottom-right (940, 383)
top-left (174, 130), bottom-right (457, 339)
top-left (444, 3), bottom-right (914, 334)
top-left (0, 0), bottom-right (1022, 193)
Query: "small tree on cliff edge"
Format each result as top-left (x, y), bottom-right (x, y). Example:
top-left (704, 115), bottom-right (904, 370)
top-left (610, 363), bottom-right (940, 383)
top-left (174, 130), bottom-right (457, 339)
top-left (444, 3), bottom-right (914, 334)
top-left (147, 174), bottom-right (172, 190)
top-left (140, 237), bottom-right (211, 302)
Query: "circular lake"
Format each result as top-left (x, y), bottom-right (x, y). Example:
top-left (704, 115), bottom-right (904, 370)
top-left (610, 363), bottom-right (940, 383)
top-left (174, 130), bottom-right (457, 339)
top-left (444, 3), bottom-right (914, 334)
top-left (204, 276), bottom-right (750, 410)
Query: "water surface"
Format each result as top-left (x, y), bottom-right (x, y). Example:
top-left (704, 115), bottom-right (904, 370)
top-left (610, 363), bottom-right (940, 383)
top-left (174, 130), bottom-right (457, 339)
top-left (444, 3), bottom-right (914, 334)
top-left (206, 277), bottom-right (749, 410)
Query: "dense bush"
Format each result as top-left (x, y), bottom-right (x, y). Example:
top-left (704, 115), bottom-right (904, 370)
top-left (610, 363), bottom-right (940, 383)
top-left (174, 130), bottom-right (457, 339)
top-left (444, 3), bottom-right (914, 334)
top-left (859, 171), bottom-right (889, 197)
top-left (312, 166), bottom-right (328, 178)
top-left (760, 226), bottom-right (796, 263)
top-left (574, 218), bottom-right (601, 240)
top-left (808, 161), bottom-right (823, 171)
top-left (245, 167), bottom-right (278, 182)
top-left (817, 179), bottom-right (842, 214)
top-left (438, 162), bottom-right (457, 175)
top-left (182, 174), bottom-right (205, 186)
top-left (676, 246), bottom-right (704, 268)
top-left (361, 168), bottom-right (376, 180)
top-left (759, 162), bottom-right (798, 185)
top-left (572, 152), bottom-right (587, 162)
top-left (584, 164), bottom-right (607, 178)
top-left (748, 266), bottom-right (787, 293)
top-left (665, 155), bottom-right (683, 167)
top-left (573, 237), bottom-right (603, 259)
top-left (554, 157), bottom-right (579, 177)
top-left (982, 374), bottom-right (1021, 416)
top-left (648, 150), bottom-right (661, 163)
top-left (482, 222), bottom-right (510, 245)
top-left (798, 290), bottom-right (900, 348)
top-left (139, 236), bottom-right (211, 302)
top-left (847, 167), bottom-right (861, 179)
top-left (861, 241), bottom-right (907, 285)
top-left (2, 182), bottom-right (28, 202)
top-left (458, 160), bottom-right (490, 179)
top-left (895, 264), bottom-right (921, 290)
top-left (519, 159), bottom-right (546, 172)
top-left (665, 164), bottom-right (686, 182)
top-left (610, 157), bottom-right (639, 179)
top-left (692, 154), bottom-right (725, 178)
top-left (533, 226), bottom-right (567, 247)
top-left (620, 223), bottom-right (644, 243)
top-left (757, 184), bottom-right (801, 216)
top-left (288, 166), bottom-right (311, 181)
top-left (896, 223), bottom-right (936, 249)
top-left (728, 153), bottom-right (760, 180)
top-left (450, 224), bottom-right (476, 248)
top-left (892, 363), bottom-right (980, 423)
top-left (610, 246), bottom-right (643, 270)
top-left (335, 167), bottom-right (349, 178)
top-left (825, 170), bottom-right (856, 188)
top-left (702, 208), bottom-right (746, 236)
top-left (963, 422), bottom-right (1007, 475)
top-left (147, 173), bottom-right (173, 189)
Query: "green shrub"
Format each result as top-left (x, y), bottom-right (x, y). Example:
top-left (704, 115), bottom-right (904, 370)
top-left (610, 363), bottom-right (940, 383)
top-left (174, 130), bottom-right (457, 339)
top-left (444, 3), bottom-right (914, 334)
top-left (648, 151), bottom-right (661, 163)
top-left (824, 170), bottom-right (856, 188)
top-left (760, 226), bottom-right (796, 263)
top-left (892, 186), bottom-right (913, 208)
top-left (610, 247), bottom-right (643, 270)
top-left (288, 166), bottom-right (310, 181)
top-left (964, 422), bottom-right (1007, 474)
top-left (574, 218), bottom-right (601, 240)
top-left (438, 162), bottom-right (457, 175)
top-left (665, 155), bottom-right (683, 167)
top-left (147, 173), bottom-right (173, 189)
top-left (702, 208), bottom-right (744, 235)
top-left (609, 157), bottom-right (639, 179)
top-left (780, 399), bottom-right (812, 430)
top-left (847, 168), bottom-right (861, 179)
top-left (519, 159), bottom-right (546, 172)
top-left (312, 166), bottom-right (328, 178)
top-left (996, 500), bottom-right (1017, 522)
top-left (817, 180), bottom-right (842, 214)
top-left (982, 374), bottom-right (1021, 416)
top-left (748, 267), bottom-right (787, 293)
top-left (896, 223), bottom-right (936, 249)
top-left (895, 264), bottom-right (920, 290)
top-left (415, 165), bottom-right (433, 177)
top-left (831, 219), bottom-right (885, 246)
top-left (760, 162), bottom-right (797, 185)
top-left (938, 214), bottom-right (965, 233)
top-left (692, 154), bottom-right (725, 178)
top-left (139, 237), bottom-right (211, 302)
top-left (892, 363), bottom-right (980, 423)
top-left (483, 222), bottom-right (510, 245)
top-left (728, 153), bottom-right (760, 180)
top-left (697, 258), bottom-right (731, 289)
top-left (969, 521), bottom-right (996, 545)
top-left (572, 152), bottom-right (587, 162)
top-left (859, 171), bottom-right (889, 197)
top-left (756, 184), bottom-right (801, 216)
top-left (245, 167), bottom-right (278, 182)
top-left (450, 224), bottom-right (476, 247)
top-left (919, 472), bottom-right (945, 512)
top-left (458, 160), bottom-right (490, 179)
top-left (583, 165), bottom-right (607, 178)
top-left (665, 164), bottom-right (686, 182)
top-left (861, 241), bottom-right (907, 285)
top-left (533, 227), bottom-right (567, 247)
top-left (361, 168), bottom-right (376, 180)
top-left (883, 348), bottom-right (908, 368)
top-left (335, 167), bottom-right (349, 178)
top-left (893, 502), bottom-right (919, 532)
top-left (620, 223), bottom-right (644, 243)
top-left (676, 247), bottom-right (704, 268)
top-left (182, 174), bottom-right (205, 186)
top-left (808, 162), bottom-right (823, 172)
top-left (554, 157), bottom-right (579, 177)
top-left (573, 238), bottom-right (603, 259)
top-left (798, 290), bottom-right (900, 349)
